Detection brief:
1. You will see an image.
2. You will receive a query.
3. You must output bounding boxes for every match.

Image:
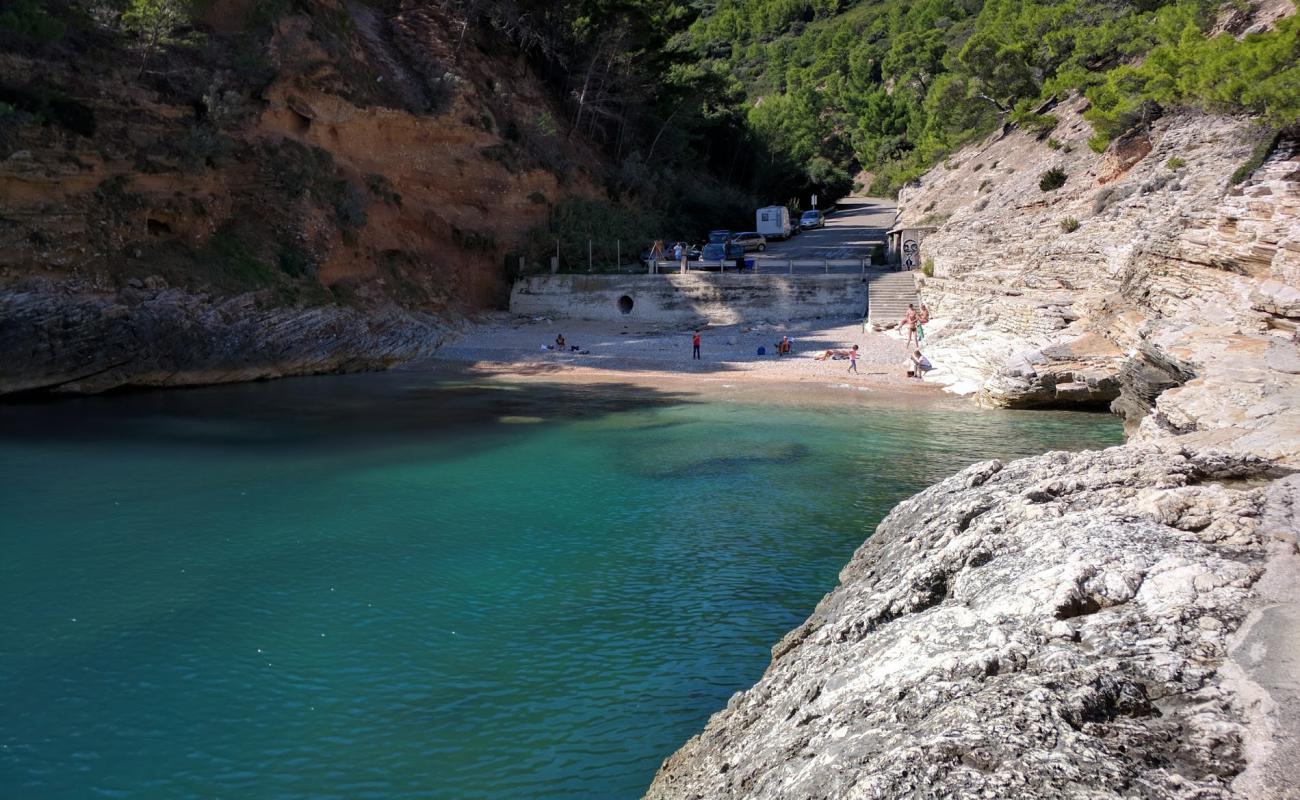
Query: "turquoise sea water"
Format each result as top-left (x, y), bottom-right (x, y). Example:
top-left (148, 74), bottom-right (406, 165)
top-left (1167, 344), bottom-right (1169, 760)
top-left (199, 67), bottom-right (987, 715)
top-left (0, 370), bottom-right (1122, 799)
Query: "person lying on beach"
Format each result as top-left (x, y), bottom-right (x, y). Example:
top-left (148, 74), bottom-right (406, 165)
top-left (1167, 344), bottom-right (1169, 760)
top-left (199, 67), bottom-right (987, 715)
top-left (815, 349), bottom-right (851, 361)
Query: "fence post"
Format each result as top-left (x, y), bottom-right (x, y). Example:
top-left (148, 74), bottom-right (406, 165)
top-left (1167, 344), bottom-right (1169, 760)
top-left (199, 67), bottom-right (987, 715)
top-left (824, 259), bottom-right (829, 274)
top-left (588, 239), bottom-right (592, 272)
top-left (861, 258), bottom-right (866, 274)
top-left (617, 240), bottom-right (620, 271)
top-left (788, 259), bottom-right (793, 275)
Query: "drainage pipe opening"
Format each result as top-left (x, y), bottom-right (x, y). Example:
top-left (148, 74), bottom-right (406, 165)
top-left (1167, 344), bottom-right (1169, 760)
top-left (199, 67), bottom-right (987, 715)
top-left (617, 295), bottom-right (634, 314)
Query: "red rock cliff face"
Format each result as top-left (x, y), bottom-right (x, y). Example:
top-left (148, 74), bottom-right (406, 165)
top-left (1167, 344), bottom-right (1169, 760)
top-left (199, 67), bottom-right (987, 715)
top-left (0, 0), bottom-right (602, 393)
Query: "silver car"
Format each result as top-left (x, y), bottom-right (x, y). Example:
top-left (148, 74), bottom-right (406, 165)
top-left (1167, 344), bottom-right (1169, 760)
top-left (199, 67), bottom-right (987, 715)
top-left (731, 232), bottom-right (767, 252)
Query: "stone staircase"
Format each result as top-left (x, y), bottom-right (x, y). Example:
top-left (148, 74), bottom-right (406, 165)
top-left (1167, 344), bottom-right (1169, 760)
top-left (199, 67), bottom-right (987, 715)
top-left (867, 271), bottom-right (919, 326)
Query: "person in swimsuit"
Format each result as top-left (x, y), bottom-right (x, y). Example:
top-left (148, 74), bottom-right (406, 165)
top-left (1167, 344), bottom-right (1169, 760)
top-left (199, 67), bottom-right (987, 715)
top-left (555, 333), bottom-right (566, 350)
top-left (916, 304), bottom-right (929, 343)
top-left (848, 344), bottom-right (859, 374)
top-left (902, 304), bottom-right (918, 348)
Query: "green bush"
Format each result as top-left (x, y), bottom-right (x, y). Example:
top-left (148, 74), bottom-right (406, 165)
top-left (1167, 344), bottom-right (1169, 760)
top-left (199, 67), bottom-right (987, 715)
top-left (1166, 156), bottom-right (1187, 170)
top-left (364, 173), bottom-right (402, 207)
top-left (1230, 129), bottom-right (1282, 185)
top-left (334, 182), bottom-right (368, 230)
top-left (1047, 138), bottom-right (1063, 150)
top-left (1060, 217), bottom-right (1080, 233)
top-left (1014, 108), bottom-right (1060, 136)
top-left (922, 258), bottom-right (934, 277)
top-left (1039, 167), bottom-right (1068, 192)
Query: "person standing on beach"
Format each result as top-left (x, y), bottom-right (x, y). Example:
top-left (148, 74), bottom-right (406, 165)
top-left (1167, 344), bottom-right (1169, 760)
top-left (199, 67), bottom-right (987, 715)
top-left (902, 304), bottom-right (918, 349)
top-left (917, 304), bottom-right (930, 343)
top-left (848, 344), bottom-right (859, 374)
top-left (692, 330), bottom-right (701, 360)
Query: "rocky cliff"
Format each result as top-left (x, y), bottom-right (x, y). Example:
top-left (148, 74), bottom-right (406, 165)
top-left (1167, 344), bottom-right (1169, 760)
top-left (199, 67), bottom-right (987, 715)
top-left (0, 0), bottom-right (598, 394)
top-left (899, 98), bottom-right (1298, 463)
top-left (645, 10), bottom-right (1300, 797)
top-left (647, 448), bottom-right (1298, 799)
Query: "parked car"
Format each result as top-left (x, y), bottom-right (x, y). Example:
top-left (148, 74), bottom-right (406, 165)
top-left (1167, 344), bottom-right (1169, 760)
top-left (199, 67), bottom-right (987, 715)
top-left (799, 210), bottom-right (824, 230)
top-left (732, 232), bottom-right (767, 252)
top-left (707, 229), bottom-right (734, 244)
top-left (699, 242), bottom-right (745, 263)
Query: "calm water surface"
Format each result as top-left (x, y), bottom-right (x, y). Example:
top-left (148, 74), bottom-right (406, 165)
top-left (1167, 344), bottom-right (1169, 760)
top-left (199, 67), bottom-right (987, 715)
top-left (0, 370), bottom-right (1122, 799)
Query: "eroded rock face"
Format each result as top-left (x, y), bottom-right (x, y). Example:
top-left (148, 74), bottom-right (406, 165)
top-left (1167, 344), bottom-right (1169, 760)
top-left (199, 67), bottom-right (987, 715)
top-left (646, 447), bottom-right (1281, 799)
top-left (0, 278), bottom-right (446, 394)
top-left (902, 99), bottom-right (1299, 462)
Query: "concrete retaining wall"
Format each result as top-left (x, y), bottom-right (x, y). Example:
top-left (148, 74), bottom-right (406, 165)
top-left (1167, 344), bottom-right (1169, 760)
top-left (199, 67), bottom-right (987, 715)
top-left (510, 274), bottom-right (870, 324)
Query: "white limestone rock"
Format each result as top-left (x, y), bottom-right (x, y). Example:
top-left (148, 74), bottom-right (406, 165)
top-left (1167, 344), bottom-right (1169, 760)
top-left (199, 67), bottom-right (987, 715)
top-left (645, 447), bottom-right (1281, 799)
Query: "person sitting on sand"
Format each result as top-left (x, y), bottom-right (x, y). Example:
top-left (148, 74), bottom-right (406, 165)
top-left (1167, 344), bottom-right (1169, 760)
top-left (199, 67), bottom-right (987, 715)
top-left (907, 349), bottom-right (933, 380)
top-left (902, 304), bottom-right (918, 348)
top-left (777, 336), bottom-right (792, 356)
top-left (555, 333), bottom-right (566, 350)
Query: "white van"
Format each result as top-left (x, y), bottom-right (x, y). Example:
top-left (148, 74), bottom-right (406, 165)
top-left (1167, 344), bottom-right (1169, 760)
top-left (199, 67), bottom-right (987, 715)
top-left (756, 206), bottom-right (793, 240)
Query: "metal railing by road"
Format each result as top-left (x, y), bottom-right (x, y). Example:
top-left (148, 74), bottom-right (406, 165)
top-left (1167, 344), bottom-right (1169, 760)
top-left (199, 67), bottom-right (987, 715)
top-left (646, 258), bottom-right (899, 275)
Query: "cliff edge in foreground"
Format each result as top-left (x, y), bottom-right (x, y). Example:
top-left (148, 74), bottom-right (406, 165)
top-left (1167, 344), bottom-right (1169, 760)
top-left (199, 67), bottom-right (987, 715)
top-left (647, 448), bottom-right (1297, 798)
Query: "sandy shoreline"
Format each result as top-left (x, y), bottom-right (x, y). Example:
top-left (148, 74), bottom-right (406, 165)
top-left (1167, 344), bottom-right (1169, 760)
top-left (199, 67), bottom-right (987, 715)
top-left (423, 313), bottom-right (951, 405)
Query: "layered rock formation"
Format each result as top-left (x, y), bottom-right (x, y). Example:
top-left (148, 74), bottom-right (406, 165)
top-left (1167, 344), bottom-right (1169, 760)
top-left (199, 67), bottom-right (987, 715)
top-left (0, 277), bottom-right (446, 394)
top-left (0, 0), bottom-right (596, 393)
top-left (647, 448), bottom-right (1294, 798)
top-left (899, 100), bottom-right (1299, 468)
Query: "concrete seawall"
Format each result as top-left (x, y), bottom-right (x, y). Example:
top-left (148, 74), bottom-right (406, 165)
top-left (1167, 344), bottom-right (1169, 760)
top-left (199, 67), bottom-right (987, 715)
top-left (509, 273), bottom-right (871, 324)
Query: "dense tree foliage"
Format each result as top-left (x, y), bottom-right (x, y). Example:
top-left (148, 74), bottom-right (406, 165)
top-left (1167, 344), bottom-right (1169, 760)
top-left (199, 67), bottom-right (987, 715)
top-left (683, 0), bottom-right (1300, 196)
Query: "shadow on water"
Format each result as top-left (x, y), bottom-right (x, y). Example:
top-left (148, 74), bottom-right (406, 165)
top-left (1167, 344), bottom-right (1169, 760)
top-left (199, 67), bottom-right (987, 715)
top-left (0, 362), bottom-right (700, 451)
top-left (637, 442), bottom-right (812, 479)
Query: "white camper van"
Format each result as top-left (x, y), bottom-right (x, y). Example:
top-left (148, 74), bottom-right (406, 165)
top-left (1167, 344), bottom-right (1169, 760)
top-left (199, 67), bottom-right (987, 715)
top-left (756, 206), bottom-right (793, 240)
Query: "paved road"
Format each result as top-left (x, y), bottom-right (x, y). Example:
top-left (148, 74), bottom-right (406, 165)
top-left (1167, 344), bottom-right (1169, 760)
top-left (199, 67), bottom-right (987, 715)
top-left (756, 197), bottom-right (896, 261)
